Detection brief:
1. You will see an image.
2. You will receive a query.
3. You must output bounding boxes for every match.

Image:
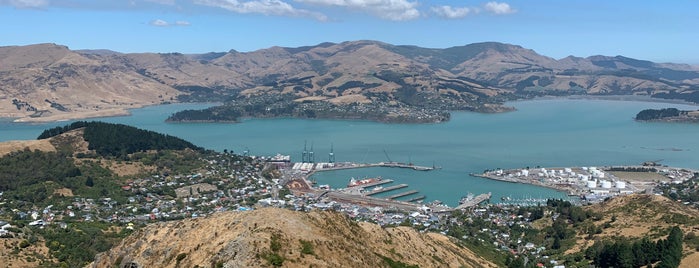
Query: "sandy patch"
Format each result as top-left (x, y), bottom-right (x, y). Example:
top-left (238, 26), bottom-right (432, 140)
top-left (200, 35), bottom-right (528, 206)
top-left (0, 139), bottom-right (55, 157)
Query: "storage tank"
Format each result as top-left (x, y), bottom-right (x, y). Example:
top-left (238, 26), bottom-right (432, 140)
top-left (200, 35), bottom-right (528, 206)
top-left (615, 181), bottom-right (626, 189)
top-left (586, 180), bottom-right (597, 188)
top-left (600, 180), bottom-right (612, 189)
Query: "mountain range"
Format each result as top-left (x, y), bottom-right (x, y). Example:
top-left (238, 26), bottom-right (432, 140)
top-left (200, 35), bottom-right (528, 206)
top-left (3, 41), bottom-right (699, 122)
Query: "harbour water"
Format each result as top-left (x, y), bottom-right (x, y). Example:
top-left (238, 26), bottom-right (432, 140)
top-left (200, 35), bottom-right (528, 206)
top-left (2, 99), bottom-right (699, 206)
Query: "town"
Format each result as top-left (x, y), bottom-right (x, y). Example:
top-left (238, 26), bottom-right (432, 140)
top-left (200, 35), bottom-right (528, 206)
top-left (1, 150), bottom-right (697, 267)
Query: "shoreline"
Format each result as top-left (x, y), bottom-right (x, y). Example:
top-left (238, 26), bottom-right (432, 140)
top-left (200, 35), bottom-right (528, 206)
top-left (9, 108), bottom-right (133, 123)
top-left (470, 172), bottom-right (579, 196)
top-left (3, 95), bottom-right (698, 124)
top-left (518, 94), bottom-right (699, 106)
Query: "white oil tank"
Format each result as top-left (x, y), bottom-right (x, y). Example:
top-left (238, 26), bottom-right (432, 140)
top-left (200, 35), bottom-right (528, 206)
top-left (615, 181), bottom-right (626, 189)
top-left (601, 180), bottom-right (612, 189)
top-left (586, 180), bottom-right (597, 188)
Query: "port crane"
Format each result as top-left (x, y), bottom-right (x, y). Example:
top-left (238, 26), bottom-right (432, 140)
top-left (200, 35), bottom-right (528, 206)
top-left (383, 150), bottom-right (393, 163)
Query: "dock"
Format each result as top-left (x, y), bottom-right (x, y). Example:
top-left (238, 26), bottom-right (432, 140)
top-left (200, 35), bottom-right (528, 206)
top-left (453, 193), bottom-right (491, 210)
top-left (303, 161), bottom-right (436, 174)
top-left (365, 184), bottom-right (408, 196)
top-left (388, 190), bottom-right (419, 200)
top-left (353, 179), bottom-right (394, 189)
top-left (378, 162), bottom-right (435, 171)
top-left (406, 195), bottom-right (425, 202)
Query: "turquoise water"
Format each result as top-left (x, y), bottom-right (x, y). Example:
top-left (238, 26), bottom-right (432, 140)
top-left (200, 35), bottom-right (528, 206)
top-left (2, 99), bottom-right (699, 206)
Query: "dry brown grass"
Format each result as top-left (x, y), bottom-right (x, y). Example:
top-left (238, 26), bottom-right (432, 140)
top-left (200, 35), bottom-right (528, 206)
top-left (91, 208), bottom-right (496, 268)
top-left (571, 194), bottom-right (699, 262)
top-left (609, 171), bottom-right (670, 182)
top-left (0, 238), bottom-right (56, 268)
top-left (0, 139), bottom-right (55, 157)
top-left (680, 251), bottom-right (699, 268)
top-left (327, 94), bottom-right (371, 104)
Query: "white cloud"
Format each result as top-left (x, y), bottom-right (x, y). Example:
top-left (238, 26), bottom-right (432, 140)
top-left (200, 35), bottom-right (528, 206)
top-left (6, 0), bottom-right (49, 8)
top-left (150, 19), bottom-right (191, 26)
top-left (431, 5), bottom-right (476, 19)
top-left (295, 0), bottom-right (420, 21)
top-left (484, 1), bottom-right (515, 15)
top-left (194, 0), bottom-right (328, 21)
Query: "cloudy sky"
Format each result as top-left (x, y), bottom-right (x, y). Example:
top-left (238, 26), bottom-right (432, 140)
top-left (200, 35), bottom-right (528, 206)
top-left (1, 0), bottom-right (697, 63)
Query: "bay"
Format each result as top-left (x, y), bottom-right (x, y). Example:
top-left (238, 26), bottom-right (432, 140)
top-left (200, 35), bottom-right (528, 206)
top-left (2, 99), bottom-right (699, 206)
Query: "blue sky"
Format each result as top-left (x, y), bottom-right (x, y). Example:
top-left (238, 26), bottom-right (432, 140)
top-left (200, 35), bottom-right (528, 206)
top-left (1, 0), bottom-right (698, 63)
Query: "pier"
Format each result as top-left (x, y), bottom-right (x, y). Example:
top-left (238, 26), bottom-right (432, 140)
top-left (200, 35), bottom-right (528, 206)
top-left (352, 179), bottom-right (394, 189)
top-left (299, 161), bottom-right (436, 175)
top-left (406, 195), bottom-right (426, 202)
top-left (325, 191), bottom-right (421, 211)
top-left (454, 193), bottom-right (491, 210)
top-left (378, 162), bottom-right (435, 171)
top-left (365, 184), bottom-right (408, 196)
top-left (388, 190), bottom-right (419, 200)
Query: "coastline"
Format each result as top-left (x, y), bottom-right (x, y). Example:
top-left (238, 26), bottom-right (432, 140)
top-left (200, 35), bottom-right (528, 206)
top-left (470, 172), bottom-right (579, 196)
top-left (3, 94), bottom-right (698, 124)
top-left (10, 108), bottom-right (133, 123)
top-left (524, 94), bottom-right (699, 106)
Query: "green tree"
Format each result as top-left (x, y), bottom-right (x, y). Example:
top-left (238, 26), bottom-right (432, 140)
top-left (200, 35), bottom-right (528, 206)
top-left (85, 177), bottom-right (94, 187)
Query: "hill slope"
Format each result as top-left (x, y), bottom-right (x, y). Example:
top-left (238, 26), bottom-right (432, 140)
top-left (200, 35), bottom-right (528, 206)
top-left (3, 41), bottom-right (699, 122)
top-left (91, 207), bottom-right (496, 268)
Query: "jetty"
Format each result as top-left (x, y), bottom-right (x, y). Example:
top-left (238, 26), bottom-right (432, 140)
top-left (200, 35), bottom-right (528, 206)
top-left (454, 193), bottom-right (492, 210)
top-left (378, 162), bottom-right (435, 171)
top-left (365, 183), bottom-right (408, 196)
top-left (388, 190), bottom-right (419, 200)
top-left (406, 195), bottom-right (426, 202)
top-left (298, 161), bottom-right (436, 174)
top-left (353, 179), bottom-right (394, 189)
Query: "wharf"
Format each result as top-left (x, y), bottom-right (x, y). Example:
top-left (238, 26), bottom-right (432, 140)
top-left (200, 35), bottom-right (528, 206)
top-left (453, 193), bottom-right (491, 210)
top-left (325, 191), bottom-right (420, 211)
top-left (353, 179), bottom-right (394, 189)
top-left (378, 162), bottom-right (435, 171)
top-left (388, 190), bottom-right (419, 200)
top-left (306, 161), bottom-right (436, 173)
top-left (365, 184), bottom-right (408, 196)
top-left (406, 195), bottom-right (426, 202)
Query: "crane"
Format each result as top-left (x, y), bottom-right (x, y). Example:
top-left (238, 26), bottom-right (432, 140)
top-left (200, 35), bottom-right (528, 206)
top-left (383, 149), bottom-right (393, 163)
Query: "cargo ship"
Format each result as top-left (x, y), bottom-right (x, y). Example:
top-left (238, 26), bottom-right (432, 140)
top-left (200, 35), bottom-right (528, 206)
top-left (347, 176), bottom-right (382, 187)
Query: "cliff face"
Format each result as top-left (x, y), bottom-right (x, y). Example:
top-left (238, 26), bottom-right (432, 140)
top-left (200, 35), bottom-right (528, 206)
top-left (91, 208), bottom-right (496, 268)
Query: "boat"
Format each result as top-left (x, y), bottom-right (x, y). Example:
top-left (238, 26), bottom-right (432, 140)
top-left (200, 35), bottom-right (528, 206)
top-left (347, 176), bottom-right (382, 187)
top-left (372, 186), bottom-right (383, 192)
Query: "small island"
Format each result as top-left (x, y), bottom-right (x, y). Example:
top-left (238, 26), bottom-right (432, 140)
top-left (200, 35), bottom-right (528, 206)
top-left (635, 108), bottom-right (699, 122)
